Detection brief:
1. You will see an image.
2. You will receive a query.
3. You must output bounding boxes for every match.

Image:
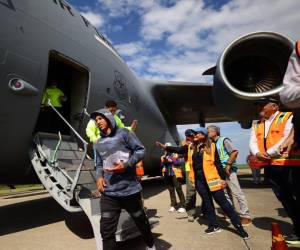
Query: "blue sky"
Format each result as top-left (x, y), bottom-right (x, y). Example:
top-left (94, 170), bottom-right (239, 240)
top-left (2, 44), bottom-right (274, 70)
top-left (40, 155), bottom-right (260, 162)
top-left (69, 0), bottom-right (300, 163)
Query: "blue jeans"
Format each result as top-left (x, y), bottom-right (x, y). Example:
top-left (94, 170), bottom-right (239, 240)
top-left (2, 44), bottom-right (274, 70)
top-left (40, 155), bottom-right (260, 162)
top-left (194, 171), bottom-right (240, 228)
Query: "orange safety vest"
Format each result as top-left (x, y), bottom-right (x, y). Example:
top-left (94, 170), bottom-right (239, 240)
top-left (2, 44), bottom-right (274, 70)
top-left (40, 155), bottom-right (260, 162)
top-left (253, 111), bottom-right (300, 166)
top-left (189, 143), bottom-right (223, 192)
top-left (136, 161), bottom-right (144, 176)
top-left (296, 40), bottom-right (300, 59)
top-left (161, 154), bottom-right (183, 179)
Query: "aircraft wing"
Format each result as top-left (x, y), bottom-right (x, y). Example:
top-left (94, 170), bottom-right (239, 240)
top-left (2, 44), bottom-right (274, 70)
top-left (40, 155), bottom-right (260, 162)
top-left (150, 81), bottom-right (231, 125)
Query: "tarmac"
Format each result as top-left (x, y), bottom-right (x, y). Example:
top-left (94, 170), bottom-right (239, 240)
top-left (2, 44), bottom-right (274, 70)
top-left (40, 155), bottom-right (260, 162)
top-left (0, 169), bottom-right (299, 250)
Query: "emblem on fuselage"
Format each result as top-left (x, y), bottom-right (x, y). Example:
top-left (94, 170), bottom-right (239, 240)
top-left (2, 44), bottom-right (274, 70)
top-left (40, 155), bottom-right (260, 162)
top-left (113, 71), bottom-right (128, 100)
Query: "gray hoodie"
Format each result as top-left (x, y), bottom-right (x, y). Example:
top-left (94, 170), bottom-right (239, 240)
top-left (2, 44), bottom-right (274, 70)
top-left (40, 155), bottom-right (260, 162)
top-left (91, 108), bottom-right (145, 197)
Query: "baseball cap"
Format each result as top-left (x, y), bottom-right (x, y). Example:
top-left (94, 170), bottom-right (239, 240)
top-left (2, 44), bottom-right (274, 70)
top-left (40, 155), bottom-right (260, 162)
top-left (192, 127), bottom-right (208, 135)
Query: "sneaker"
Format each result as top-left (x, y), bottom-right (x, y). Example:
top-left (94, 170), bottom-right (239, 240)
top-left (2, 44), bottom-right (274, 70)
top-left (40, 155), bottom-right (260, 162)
top-left (177, 207), bottom-right (186, 213)
top-left (205, 226), bottom-right (222, 235)
top-left (236, 225), bottom-right (250, 240)
top-left (168, 206), bottom-right (176, 212)
top-left (284, 234), bottom-right (300, 245)
top-left (188, 215), bottom-right (195, 222)
top-left (240, 217), bottom-right (252, 227)
top-left (146, 245), bottom-right (156, 250)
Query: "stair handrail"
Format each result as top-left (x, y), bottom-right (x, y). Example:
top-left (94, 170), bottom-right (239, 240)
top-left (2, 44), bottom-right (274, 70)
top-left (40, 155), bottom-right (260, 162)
top-left (47, 100), bottom-right (88, 194)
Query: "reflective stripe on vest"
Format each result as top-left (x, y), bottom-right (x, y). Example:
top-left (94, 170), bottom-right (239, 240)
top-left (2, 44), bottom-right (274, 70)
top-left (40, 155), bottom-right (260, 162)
top-left (296, 40), bottom-right (300, 59)
top-left (216, 137), bottom-right (238, 170)
top-left (203, 143), bottom-right (222, 192)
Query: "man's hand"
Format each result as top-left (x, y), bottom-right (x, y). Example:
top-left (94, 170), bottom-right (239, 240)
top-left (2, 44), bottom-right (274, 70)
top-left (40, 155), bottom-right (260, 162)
top-left (96, 177), bottom-right (106, 193)
top-left (156, 141), bottom-right (166, 150)
top-left (256, 152), bottom-right (271, 162)
top-left (279, 137), bottom-right (294, 158)
top-left (220, 180), bottom-right (227, 189)
top-left (225, 165), bottom-right (231, 177)
top-left (131, 119), bottom-right (138, 131)
top-left (105, 162), bottom-right (126, 174)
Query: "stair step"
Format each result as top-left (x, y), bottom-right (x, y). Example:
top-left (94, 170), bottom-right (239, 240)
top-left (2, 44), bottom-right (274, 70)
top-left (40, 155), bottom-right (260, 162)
top-left (36, 132), bottom-right (79, 151)
top-left (53, 150), bottom-right (86, 160)
top-left (41, 141), bottom-right (79, 151)
top-left (59, 159), bottom-right (94, 170)
top-left (68, 169), bottom-right (97, 185)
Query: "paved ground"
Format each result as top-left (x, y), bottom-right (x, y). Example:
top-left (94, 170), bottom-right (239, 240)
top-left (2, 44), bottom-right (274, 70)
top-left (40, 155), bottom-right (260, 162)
top-left (0, 169), bottom-right (299, 250)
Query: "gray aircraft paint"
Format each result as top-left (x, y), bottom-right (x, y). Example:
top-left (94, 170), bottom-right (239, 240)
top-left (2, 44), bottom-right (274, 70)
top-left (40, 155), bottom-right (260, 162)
top-left (0, 0), bottom-right (178, 182)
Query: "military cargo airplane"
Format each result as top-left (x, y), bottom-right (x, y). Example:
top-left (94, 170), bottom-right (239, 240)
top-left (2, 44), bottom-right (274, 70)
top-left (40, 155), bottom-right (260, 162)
top-left (0, 0), bottom-right (295, 249)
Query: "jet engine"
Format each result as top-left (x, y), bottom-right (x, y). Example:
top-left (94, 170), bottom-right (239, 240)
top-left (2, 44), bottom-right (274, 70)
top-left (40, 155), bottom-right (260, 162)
top-left (212, 32), bottom-right (294, 128)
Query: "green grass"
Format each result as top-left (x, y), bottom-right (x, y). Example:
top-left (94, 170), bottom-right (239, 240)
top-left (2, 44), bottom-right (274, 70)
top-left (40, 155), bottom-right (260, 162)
top-left (0, 184), bottom-right (44, 196)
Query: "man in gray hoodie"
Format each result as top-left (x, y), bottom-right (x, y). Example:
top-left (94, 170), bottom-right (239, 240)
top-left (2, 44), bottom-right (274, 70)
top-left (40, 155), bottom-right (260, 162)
top-left (90, 108), bottom-right (155, 250)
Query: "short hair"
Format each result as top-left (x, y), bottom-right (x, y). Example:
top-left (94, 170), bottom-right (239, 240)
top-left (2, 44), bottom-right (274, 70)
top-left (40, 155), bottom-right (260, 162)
top-left (105, 100), bottom-right (117, 108)
top-left (207, 125), bottom-right (220, 136)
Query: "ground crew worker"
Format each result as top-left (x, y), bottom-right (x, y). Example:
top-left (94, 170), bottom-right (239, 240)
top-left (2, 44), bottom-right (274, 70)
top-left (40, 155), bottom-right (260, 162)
top-left (91, 108), bottom-right (155, 250)
top-left (208, 125), bottom-right (252, 226)
top-left (41, 81), bottom-right (67, 108)
top-left (157, 128), bottom-right (250, 239)
top-left (181, 129), bottom-right (197, 222)
top-left (278, 40), bottom-right (300, 245)
top-left (105, 100), bottom-right (137, 131)
top-left (249, 97), bottom-right (300, 245)
top-left (40, 81), bottom-right (67, 133)
top-left (160, 143), bottom-right (186, 213)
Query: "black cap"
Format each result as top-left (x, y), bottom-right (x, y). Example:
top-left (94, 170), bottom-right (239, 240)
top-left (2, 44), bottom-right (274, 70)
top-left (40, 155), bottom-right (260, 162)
top-left (185, 129), bottom-right (194, 137)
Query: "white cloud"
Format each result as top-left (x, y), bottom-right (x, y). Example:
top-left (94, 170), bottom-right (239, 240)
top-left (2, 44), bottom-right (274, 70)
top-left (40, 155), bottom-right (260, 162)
top-left (80, 10), bottom-right (105, 28)
top-left (115, 42), bottom-right (146, 57)
top-left (112, 0), bottom-right (300, 82)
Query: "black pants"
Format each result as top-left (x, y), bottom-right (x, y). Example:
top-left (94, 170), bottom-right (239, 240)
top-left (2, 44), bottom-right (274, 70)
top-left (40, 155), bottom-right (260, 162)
top-left (194, 171), bottom-right (240, 228)
top-left (266, 166), bottom-right (300, 237)
top-left (100, 193), bottom-right (154, 250)
top-left (164, 175), bottom-right (185, 208)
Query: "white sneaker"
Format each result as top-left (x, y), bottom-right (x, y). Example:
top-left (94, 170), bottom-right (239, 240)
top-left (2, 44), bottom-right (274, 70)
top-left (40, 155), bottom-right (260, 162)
top-left (177, 207), bottom-right (186, 213)
top-left (146, 245), bottom-right (156, 250)
top-left (168, 206), bottom-right (176, 212)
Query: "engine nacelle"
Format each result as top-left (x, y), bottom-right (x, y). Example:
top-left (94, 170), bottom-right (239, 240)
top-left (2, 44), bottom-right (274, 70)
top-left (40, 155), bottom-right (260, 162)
top-left (213, 31), bottom-right (294, 126)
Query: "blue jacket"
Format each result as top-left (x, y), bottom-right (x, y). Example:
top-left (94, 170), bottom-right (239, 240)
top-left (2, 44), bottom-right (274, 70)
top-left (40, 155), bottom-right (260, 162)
top-left (92, 108), bottom-right (145, 197)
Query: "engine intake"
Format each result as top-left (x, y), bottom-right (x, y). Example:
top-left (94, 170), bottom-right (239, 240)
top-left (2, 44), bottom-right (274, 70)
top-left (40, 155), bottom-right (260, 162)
top-left (212, 32), bottom-right (294, 125)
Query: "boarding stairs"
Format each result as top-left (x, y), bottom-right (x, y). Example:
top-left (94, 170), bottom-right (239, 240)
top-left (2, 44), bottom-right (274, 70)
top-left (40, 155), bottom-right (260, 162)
top-left (29, 103), bottom-right (158, 250)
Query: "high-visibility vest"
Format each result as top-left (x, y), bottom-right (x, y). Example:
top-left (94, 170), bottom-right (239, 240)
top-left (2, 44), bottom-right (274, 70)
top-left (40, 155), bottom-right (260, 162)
top-left (42, 87), bottom-right (65, 107)
top-left (203, 143), bottom-right (223, 192)
top-left (136, 161), bottom-right (144, 176)
top-left (216, 137), bottom-right (238, 171)
top-left (189, 143), bottom-right (223, 192)
top-left (253, 111), bottom-right (300, 166)
top-left (86, 120), bottom-right (100, 143)
top-left (296, 40), bottom-right (300, 59)
top-left (187, 145), bottom-right (195, 183)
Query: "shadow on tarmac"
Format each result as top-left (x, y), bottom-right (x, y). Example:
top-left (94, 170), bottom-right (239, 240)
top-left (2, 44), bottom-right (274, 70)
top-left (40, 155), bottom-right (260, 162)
top-left (252, 217), bottom-right (293, 234)
top-left (118, 233), bottom-right (172, 250)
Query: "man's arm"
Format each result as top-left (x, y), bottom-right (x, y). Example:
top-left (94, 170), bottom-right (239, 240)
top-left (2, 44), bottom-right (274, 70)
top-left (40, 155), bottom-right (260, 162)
top-left (123, 130), bottom-right (145, 169)
top-left (166, 145), bottom-right (188, 155)
top-left (95, 148), bottom-right (104, 178)
top-left (223, 138), bottom-right (238, 163)
top-left (280, 51), bottom-right (300, 109)
top-left (249, 126), bottom-right (260, 156)
top-left (267, 115), bottom-right (293, 157)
